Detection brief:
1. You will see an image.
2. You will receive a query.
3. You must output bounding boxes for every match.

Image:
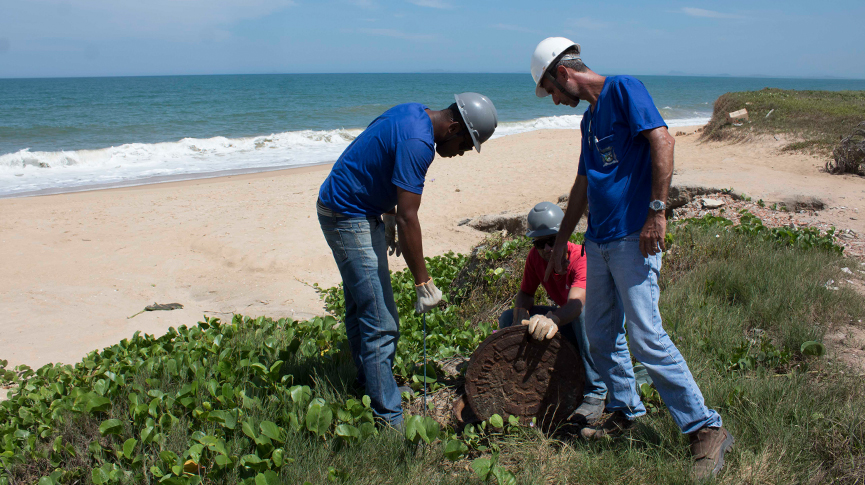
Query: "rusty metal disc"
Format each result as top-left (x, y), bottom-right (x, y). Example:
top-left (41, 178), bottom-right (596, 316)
top-left (464, 325), bottom-right (584, 428)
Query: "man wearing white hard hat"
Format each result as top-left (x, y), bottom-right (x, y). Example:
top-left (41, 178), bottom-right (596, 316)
top-left (318, 94), bottom-right (498, 428)
top-left (529, 37), bottom-right (733, 479)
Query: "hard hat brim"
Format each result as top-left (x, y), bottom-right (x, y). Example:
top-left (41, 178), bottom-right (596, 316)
top-left (454, 93), bottom-right (483, 153)
top-left (526, 228), bottom-right (559, 238)
top-left (536, 83), bottom-right (550, 98)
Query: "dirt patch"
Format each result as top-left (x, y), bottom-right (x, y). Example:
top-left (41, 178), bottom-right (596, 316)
top-left (824, 322), bottom-right (865, 376)
top-left (404, 384), bottom-right (463, 430)
top-left (782, 195), bottom-right (827, 211)
top-left (465, 212), bottom-right (527, 235)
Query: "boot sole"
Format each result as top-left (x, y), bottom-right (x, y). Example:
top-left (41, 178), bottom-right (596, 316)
top-left (712, 432), bottom-right (735, 475)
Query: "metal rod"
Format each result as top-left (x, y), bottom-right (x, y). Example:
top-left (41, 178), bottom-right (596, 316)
top-left (423, 312), bottom-right (427, 418)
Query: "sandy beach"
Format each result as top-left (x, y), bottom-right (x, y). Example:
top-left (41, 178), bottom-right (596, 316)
top-left (2, 126), bottom-right (864, 372)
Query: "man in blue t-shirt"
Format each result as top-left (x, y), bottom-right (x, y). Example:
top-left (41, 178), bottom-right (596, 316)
top-left (317, 94), bottom-right (497, 427)
top-left (529, 38), bottom-right (733, 479)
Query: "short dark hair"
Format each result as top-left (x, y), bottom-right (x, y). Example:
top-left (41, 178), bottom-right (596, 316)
top-left (552, 46), bottom-right (589, 74)
top-left (446, 102), bottom-right (465, 127)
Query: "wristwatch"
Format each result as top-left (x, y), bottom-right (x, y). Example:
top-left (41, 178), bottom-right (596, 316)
top-left (649, 200), bottom-right (666, 211)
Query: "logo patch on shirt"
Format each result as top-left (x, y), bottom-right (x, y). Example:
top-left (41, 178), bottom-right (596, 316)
top-left (599, 145), bottom-right (618, 167)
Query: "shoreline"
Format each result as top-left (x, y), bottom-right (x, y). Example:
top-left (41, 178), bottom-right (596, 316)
top-left (2, 125), bottom-right (864, 372)
top-left (0, 161), bottom-right (336, 200)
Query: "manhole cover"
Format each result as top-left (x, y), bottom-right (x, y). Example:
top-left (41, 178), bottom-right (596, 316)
top-left (464, 325), bottom-right (584, 428)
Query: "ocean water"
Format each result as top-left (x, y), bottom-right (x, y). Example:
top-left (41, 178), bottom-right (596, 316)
top-left (2, 73), bottom-right (864, 198)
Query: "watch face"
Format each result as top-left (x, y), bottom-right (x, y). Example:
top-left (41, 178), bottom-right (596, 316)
top-left (650, 201), bottom-right (664, 210)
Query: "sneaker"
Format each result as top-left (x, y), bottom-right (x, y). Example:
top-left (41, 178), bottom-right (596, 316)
top-left (690, 426), bottom-right (734, 480)
top-left (568, 396), bottom-right (605, 426)
top-left (580, 410), bottom-right (633, 440)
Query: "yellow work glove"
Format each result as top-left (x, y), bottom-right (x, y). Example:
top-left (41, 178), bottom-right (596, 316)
top-left (414, 278), bottom-right (442, 314)
top-left (383, 214), bottom-right (400, 257)
top-left (522, 312), bottom-right (560, 340)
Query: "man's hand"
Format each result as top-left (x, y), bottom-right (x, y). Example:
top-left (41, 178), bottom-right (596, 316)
top-left (512, 307), bottom-right (530, 327)
top-left (640, 210), bottom-right (667, 257)
top-left (521, 313), bottom-right (559, 340)
top-left (383, 214), bottom-right (400, 256)
top-left (543, 240), bottom-right (568, 282)
top-left (414, 278), bottom-right (442, 314)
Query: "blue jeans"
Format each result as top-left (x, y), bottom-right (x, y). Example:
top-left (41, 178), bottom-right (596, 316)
top-left (318, 210), bottom-right (402, 426)
top-left (499, 306), bottom-right (607, 400)
top-left (585, 232), bottom-right (721, 434)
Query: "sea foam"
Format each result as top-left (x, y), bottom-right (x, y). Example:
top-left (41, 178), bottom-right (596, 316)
top-left (0, 114), bottom-right (710, 198)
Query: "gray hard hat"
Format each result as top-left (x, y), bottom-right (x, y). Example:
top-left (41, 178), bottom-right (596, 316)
top-left (454, 92), bottom-right (498, 153)
top-left (526, 201), bottom-right (564, 237)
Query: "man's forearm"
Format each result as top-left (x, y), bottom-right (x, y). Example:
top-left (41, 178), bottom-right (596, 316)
top-left (556, 175), bottom-right (589, 245)
top-left (551, 299), bottom-right (583, 325)
top-left (514, 291), bottom-right (535, 311)
top-left (648, 129), bottom-right (674, 203)
top-left (396, 212), bottom-right (429, 284)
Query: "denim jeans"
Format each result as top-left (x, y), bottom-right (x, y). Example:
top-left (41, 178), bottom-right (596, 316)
top-left (499, 306), bottom-right (607, 400)
top-left (584, 232), bottom-right (722, 434)
top-left (318, 210), bottom-right (402, 426)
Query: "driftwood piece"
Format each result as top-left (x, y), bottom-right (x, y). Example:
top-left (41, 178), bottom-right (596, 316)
top-left (128, 302), bottom-right (184, 319)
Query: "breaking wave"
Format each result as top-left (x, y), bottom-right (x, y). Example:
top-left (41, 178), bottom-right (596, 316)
top-left (1, 114), bottom-right (710, 197)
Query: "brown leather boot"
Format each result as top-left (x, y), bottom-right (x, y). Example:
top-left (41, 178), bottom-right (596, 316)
top-left (690, 426), bottom-right (734, 479)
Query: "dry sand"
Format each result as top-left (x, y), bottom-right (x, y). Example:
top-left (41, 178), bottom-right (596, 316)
top-left (2, 126), bottom-right (864, 374)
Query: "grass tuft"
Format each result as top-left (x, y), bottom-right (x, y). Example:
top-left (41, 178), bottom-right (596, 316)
top-left (700, 88), bottom-right (865, 158)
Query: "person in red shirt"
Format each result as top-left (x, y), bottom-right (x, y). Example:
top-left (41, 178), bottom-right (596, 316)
top-left (498, 201), bottom-right (608, 424)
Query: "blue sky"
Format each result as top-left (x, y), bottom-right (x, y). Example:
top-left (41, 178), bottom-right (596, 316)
top-left (1, 0), bottom-right (863, 79)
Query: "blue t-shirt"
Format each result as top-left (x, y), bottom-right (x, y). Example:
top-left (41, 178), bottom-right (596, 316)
top-left (318, 103), bottom-right (435, 217)
top-left (577, 76), bottom-right (667, 243)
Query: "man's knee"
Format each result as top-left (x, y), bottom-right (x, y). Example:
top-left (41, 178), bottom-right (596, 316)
top-left (498, 309), bottom-right (514, 329)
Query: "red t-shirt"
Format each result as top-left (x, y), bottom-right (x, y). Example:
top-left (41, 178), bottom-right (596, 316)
top-left (520, 241), bottom-right (587, 307)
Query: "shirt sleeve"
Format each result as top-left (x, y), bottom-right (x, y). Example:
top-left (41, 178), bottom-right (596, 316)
top-left (568, 245), bottom-right (587, 290)
top-left (615, 77), bottom-right (667, 139)
top-left (391, 138), bottom-right (435, 194)
top-left (519, 250), bottom-right (541, 296)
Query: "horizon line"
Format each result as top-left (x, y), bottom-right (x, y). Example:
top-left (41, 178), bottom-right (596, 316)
top-left (2, 72), bottom-right (865, 82)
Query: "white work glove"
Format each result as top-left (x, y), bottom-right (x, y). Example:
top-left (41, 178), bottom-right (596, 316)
top-left (414, 278), bottom-right (442, 314)
top-left (512, 307), bottom-right (530, 328)
top-left (383, 214), bottom-right (400, 257)
top-left (521, 312), bottom-right (560, 341)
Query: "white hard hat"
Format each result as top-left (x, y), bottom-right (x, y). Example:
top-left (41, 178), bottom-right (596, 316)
top-left (530, 37), bottom-right (581, 98)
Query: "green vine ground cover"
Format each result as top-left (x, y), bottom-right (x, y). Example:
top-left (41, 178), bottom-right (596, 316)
top-left (2, 214), bottom-right (864, 484)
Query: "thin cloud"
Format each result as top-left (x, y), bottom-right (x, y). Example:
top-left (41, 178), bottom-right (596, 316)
top-left (347, 0), bottom-right (377, 9)
top-left (570, 17), bottom-right (610, 30)
top-left (6, 0), bottom-right (298, 38)
top-left (681, 7), bottom-right (743, 19)
top-left (357, 28), bottom-right (435, 41)
top-left (493, 24), bottom-right (543, 35)
top-left (407, 0), bottom-right (452, 9)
